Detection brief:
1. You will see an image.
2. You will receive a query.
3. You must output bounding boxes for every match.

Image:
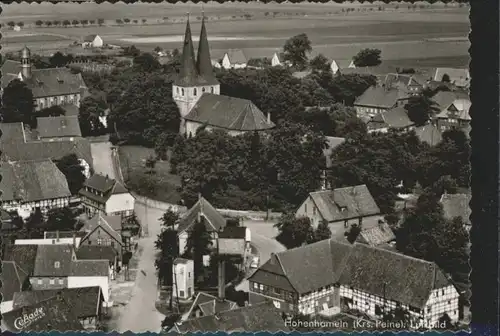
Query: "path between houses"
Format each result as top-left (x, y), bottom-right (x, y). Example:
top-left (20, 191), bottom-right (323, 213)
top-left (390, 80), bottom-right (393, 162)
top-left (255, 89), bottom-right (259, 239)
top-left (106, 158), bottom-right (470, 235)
top-left (90, 141), bottom-right (116, 179)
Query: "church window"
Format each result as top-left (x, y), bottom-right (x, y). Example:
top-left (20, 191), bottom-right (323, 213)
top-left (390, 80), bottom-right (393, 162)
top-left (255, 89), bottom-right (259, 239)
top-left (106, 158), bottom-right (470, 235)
top-left (193, 88), bottom-right (197, 96)
top-left (176, 87), bottom-right (179, 94)
top-left (210, 87), bottom-right (214, 93)
top-left (202, 87), bottom-right (206, 93)
top-left (181, 88), bottom-right (185, 96)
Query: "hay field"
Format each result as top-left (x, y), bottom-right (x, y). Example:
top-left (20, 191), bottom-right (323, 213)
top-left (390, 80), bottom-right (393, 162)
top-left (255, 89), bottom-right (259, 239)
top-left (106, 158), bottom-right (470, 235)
top-left (2, 2), bottom-right (469, 66)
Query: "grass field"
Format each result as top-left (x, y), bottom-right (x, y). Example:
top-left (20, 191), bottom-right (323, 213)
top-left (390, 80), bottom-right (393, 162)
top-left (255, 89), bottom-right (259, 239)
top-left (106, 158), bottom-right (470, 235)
top-left (118, 145), bottom-right (182, 204)
top-left (2, 2), bottom-right (469, 66)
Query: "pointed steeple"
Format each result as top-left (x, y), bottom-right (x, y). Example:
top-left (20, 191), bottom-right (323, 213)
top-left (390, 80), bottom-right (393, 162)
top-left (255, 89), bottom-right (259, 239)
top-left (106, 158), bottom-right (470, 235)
top-left (196, 13), bottom-right (219, 85)
top-left (175, 14), bottom-right (200, 87)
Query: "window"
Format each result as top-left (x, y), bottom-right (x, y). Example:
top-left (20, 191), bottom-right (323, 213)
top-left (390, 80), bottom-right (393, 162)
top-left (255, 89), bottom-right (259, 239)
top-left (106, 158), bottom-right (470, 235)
top-left (49, 279), bottom-right (55, 285)
top-left (273, 301), bottom-right (281, 309)
top-left (58, 279), bottom-right (64, 285)
top-left (54, 261), bottom-right (60, 269)
top-left (37, 279), bottom-right (43, 285)
top-left (202, 87), bottom-right (206, 92)
top-left (111, 241), bottom-right (115, 248)
top-left (179, 290), bottom-right (185, 297)
top-left (181, 88), bottom-right (185, 96)
top-left (259, 284), bottom-right (264, 291)
top-left (176, 87), bottom-right (179, 94)
top-left (210, 87), bottom-right (214, 93)
top-left (193, 88), bottom-right (197, 96)
top-left (305, 204), bottom-right (308, 213)
top-left (274, 287), bottom-right (281, 295)
top-left (188, 272), bottom-right (191, 278)
top-left (97, 238), bottom-right (102, 245)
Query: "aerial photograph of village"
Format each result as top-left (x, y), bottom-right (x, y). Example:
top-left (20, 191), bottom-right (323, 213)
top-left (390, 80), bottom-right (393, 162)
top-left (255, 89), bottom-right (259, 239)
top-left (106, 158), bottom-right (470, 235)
top-left (0, 0), bottom-right (471, 333)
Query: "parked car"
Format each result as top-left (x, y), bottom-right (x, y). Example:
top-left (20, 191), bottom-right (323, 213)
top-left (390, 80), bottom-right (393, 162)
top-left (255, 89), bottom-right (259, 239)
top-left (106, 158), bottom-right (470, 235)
top-left (250, 256), bottom-right (260, 269)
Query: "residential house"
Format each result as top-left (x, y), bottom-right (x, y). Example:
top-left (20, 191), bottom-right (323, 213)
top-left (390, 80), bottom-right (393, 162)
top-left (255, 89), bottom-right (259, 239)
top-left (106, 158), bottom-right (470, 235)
top-left (29, 244), bottom-right (111, 302)
top-left (172, 258), bottom-right (195, 300)
top-left (0, 122), bottom-right (93, 177)
top-left (330, 59), bottom-right (355, 75)
top-left (433, 67), bottom-right (470, 88)
top-left (434, 98), bottom-right (471, 132)
top-left (218, 225), bottom-right (251, 259)
top-left (249, 239), bottom-right (460, 326)
top-left (35, 116), bottom-right (82, 141)
top-left (355, 221), bottom-right (396, 247)
top-left (76, 245), bottom-right (119, 279)
top-left (354, 86), bottom-right (410, 121)
top-left (0, 159), bottom-right (71, 218)
top-left (82, 34), bottom-right (104, 48)
top-left (271, 52), bottom-right (290, 67)
top-left (1, 261), bottom-right (30, 313)
top-left (383, 73), bottom-right (425, 96)
top-left (3, 47), bottom-right (89, 110)
top-left (79, 213), bottom-right (124, 259)
top-left (172, 302), bottom-right (288, 333)
top-left (12, 287), bottom-right (103, 330)
top-left (211, 59), bottom-right (222, 69)
top-left (295, 185), bottom-right (382, 234)
top-left (440, 193), bottom-right (472, 230)
top-left (79, 174), bottom-right (135, 220)
top-left (15, 231), bottom-right (85, 248)
top-left (2, 295), bottom-right (84, 332)
top-left (367, 107), bottom-right (415, 133)
top-left (432, 90), bottom-right (470, 111)
top-left (184, 292), bottom-right (238, 320)
top-left (321, 136), bottom-right (346, 190)
top-left (221, 49), bottom-right (247, 69)
top-left (176, 196), bottom-right (227, 255)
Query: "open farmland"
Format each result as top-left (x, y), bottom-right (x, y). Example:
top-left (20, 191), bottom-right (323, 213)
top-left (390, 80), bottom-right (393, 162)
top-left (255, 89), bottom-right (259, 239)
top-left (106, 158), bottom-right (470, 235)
top-left (2, 2), bottom-right (469, 66)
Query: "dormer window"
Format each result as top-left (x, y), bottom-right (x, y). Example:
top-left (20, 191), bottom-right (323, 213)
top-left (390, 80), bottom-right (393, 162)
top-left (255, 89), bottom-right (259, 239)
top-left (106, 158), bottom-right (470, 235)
top-left (54, 261), bottom-right (60, 269)
top-left (340, 206), bottom-right (347, 212)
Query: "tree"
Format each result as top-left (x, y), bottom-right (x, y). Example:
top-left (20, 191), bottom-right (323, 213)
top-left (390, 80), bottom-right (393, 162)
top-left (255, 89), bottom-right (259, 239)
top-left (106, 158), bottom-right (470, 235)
top-left (133, 19), bottom-right (138, 24)
top-left (145, 155), bottom-right (157, 174)
top-left (275, 214), bottom-right (314, 249)
top-left (154, 46), bottom-right (163, 53)
top-left (56, 154), bottom-right (86, 195)
top-left (37, 105), bottom-right (65, 119)
top-left (404, 95), bottom-right (440, 126)
top-left (352, 48), bottom-right (382, 67)
top-left (7, 21), bottom-right (15, 28)
top-left (161, 313), bottom-right (180, 331)
top-left (309, 54), bottom-right (331, 72)
top-left (346, 224), bottom-right (361, 243)
top-left (142, 18), bottom-right (147, 24)
top-left (62, 20), bottom-right (71, 27)
top-left (133, 53), bottom-right (161, 72)
top-left (17, 22), bottom-right (24, 27)
top-left (0, 79), bottom-right (35, 125)
top-left (49, 51), bottom-right (70, 68)
top-left (183, 218), bottom-right (213, 283)
top-left (311, 219), bottom-right (332, 243)
top-left (124, 18), bottom-right (131, 23)
top-left (81, 19), bottom-right (89, 26)
top-left (35, 20), bottom-right (43, 27)
top-left (116, 19), bottom-right (123, 25)
top-left (52, 20), bottom-right (60, 26)
top-left (283, 33), bottom-right (312, 70)
top-left (441, 73), bottom-right (451, 82)
top-left (45, 21), bottom-right (53, 27)
top-left (155, 209), bottom-right (180, 286)
top-left (89, 19), bottom-right (96, 25)
top-left (72, 19), bottom-right (79, 26)
top-left (79, 96), bottom-right (107, 136)
top-left (45, 207), bottom-right (79, 231)
top-left (123, 45), bottom-right (141, 57)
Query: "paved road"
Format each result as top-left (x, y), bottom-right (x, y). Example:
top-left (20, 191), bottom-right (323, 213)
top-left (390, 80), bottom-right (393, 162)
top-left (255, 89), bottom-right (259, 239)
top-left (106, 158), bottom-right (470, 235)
top-left (236, 220), bottom-right (285, 292)
top-left (90, 141), bottom-right (116, 179)
top-left (114, 201), bottom-right (164, 333)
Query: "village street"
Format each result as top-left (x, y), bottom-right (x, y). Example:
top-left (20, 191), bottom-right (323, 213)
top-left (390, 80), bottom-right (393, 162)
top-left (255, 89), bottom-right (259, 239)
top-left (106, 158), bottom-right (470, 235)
top-left (90, 141), bottom-right (116, 179)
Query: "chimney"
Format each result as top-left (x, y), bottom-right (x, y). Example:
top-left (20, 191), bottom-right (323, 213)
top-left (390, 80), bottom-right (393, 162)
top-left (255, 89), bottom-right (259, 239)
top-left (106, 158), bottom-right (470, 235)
top-left (267, 112), bottom-right (271, 124)
top-left (218, 259), bottom-right (225, 300)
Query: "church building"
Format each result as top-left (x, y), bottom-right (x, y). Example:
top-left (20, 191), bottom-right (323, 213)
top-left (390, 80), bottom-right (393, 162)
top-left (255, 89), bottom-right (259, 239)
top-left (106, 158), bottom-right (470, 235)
top-left (172, 16), bottom-right (275, 136)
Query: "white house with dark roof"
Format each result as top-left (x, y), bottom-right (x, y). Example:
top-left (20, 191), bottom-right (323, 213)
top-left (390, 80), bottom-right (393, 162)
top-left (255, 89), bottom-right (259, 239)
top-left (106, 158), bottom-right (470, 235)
top-left (176, 195), bottom-right (227, 255)
top-left (222, 49), bottom-right (247, 69)
top-left (433, 67), bottom-right (470, 88)
top-left (0, 159), bottom-right (71, 218)
top-left (354, 86), bottom-right (410, 121)
top-left (172, 16), bottom-right (274, 136)
top-left (79, 173), bottom-right (135, 219)
top-left (6, 47), bottom-right (89, 111)
top-left (295, 185), bottom-right (382, 237)
top-left (249, 239), bottom-right (460, 327)
top-left (434, 98), bottom-right (471, 132)
top-left (330, 59), bottom-right (355, 75)
top-left (79, 213), bottom-right (124, 260)
top-left (82, 34), bottom-right (103, 48)
top-left (172, 258), bottom-right (195, 300)
top-left (366, 107), bottom-right (415, 133)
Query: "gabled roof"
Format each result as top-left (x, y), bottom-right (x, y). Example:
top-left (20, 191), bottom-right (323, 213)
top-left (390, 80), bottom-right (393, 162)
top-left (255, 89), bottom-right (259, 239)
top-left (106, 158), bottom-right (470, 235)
top-left (307, 185), bottom-right (380, 223)
top-left (384, 73), bottom-right (425, 88)
top-left (432, 90), bottom-right (470, 111)
top-left (434, 67), bottom-right (470, 87)
top-left (224, 49), bottom-right (247, 64)
top-left (0, 159), bottom-right (71, 203)
top-left (33, 245), bottom-right (75, 277)
top-left (248, 253), bottom-right (296, 293)
top-left (24, 68), bottom-right (87, 98)
top-left (177, 196), bottom-right (226, 234)
top-left (186, 292), bottom-right (237, 319)
top-left (196, 16), bottom-right (219, 85)
top-left (69, 260), bottom-right (109, 277)
top-left (37, 115), bottom-right (82, 138)
top-left (3, 245), bottom-right (39, 276)
top-left (76, 245), bottom-right (118, 263)
top-left (2, 295), bottom-right (84, 332)
top-left (368, 107), bottom-right (414, 130)
top-left (174, 302), bottom-right (288, 333)
top-left (331, 59), bottom-right (354, 69)
top-left (1, 261), bottom-right (29, 301)
top-left (339, 243), bottom-right (450, 309)
top-left (440, 193), bottom-right (472, 225)
top-left (415, 123), bottom-right (442, 146)
top-left (12, 287), bottom-right (102, 318)
top-left (83, 34), bottom-right (99, 42)
top-left (79, 213), bottom-right (123, 245)
top-left (79, 173), bottom-right (129, 203)
top-left (355, 222), bottom-right (396, 246)
top-left (323, 136), bottom-right (346, 168)
top-left (185, 93), bottom-right (275, 131)
top-left (435, 99), bottom-right (471, 120)
top-left (355, 86), bottom-right (408, 109)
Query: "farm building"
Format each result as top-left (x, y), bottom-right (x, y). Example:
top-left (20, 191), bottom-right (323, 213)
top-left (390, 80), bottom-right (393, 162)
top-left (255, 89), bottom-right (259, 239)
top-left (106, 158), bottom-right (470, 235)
top-left (433, 67), bottom-right (470, 88)
top-left (82, 34), bottom-right (104, 48)
top-left (172, 16), bottom-right (274, 136)
top-left (221, 49), bottom-right (247, 69)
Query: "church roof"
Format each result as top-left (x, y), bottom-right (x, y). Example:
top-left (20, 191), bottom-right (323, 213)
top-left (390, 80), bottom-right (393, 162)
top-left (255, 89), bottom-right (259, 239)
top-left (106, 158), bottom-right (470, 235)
top-left (185, 93), bottom-right (275, 131)
top-left (175, 18), bottom-right (208, 87)
top-left (196, 16), bottom-right (219, 85)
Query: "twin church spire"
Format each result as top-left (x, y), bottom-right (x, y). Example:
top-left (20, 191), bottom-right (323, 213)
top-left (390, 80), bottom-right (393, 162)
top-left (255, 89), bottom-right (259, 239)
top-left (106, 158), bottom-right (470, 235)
top-left (176, 13), bottom-right (219, 87)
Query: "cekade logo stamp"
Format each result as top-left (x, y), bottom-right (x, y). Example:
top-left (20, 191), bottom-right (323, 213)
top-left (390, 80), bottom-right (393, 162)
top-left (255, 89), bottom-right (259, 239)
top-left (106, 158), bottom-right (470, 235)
top-left (14, 307), bottom-right (46, 330)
